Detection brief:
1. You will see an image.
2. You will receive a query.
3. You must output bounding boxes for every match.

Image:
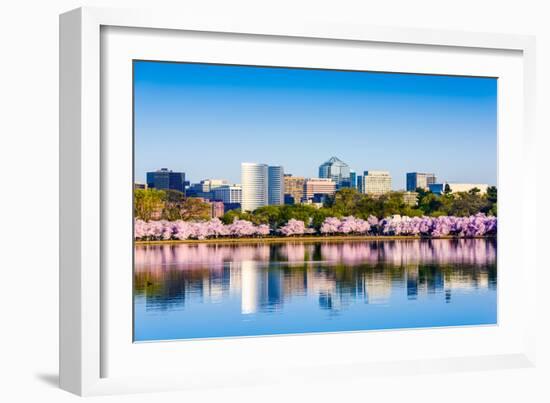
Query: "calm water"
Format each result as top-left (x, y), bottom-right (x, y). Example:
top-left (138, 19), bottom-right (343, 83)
top-left (134, 239), bottom-right (497, 341)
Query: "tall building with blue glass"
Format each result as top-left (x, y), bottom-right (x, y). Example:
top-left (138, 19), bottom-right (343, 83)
top-left (406, 172), bottom-right (436, 192)
top-left (318, 156), bottom-right (351, 189)
top-left (350, 170), bottom-right (357, 189)
top-left (146, 168), bottom-right (186, 193)
top-left (268, 165), bottom-right (284, 205)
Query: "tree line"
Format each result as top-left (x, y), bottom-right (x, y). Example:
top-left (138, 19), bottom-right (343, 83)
top-left (134, 186), bottom-right (497, 229)
top-left (134, 188), bottom-right (211, 222)
top-left (222, 187), bottom-right (497, 229)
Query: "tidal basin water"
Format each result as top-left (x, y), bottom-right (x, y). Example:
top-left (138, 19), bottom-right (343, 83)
top-left (134, 239), bottom-right (497, 341)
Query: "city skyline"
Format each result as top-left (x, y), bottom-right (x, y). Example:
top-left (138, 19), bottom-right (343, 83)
top-left (141, 160), bottom-right (493, 193)
top-left (134, 61), bottom-right (497, 189)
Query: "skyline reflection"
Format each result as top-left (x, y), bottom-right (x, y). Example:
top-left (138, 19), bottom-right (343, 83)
top-left (134, 239), bottom-right (496, 317)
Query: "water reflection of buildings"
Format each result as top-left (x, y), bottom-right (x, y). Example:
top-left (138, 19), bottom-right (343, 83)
top-left (363, 271), bottom-right (393, 304)
top-left (241, 261), bottom-right (285, 314)
top-left (135, 239), bottom-right (497, 313)
top-left (405, 265), bottom-right (491, 303)
top-left (241, 261), bottom-right (259, 314)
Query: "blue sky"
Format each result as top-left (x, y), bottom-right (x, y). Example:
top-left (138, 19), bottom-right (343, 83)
top-left (134, 61), bottom-right (497, 189)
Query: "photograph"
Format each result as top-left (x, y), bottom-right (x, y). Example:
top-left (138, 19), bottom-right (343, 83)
top-left (132, 60), bottom-right (498, 342)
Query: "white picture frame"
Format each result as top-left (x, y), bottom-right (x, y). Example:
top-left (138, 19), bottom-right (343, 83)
top-left (60, 6), bottom-right (537, 396)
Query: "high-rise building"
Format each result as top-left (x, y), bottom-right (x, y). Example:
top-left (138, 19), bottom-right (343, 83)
top-left (363, 171), bottom-right (392, 195)
top-left (447, 183), bottom-right (489, 194)
top-left (402, 191), bottom-right (419, 206)
top-left (429, 182), bottom-right (489, 195)
top-left (284, 194), bottom-right (296, 205)
top-left (357, 175), bottom-right (363, 193)
top-left (349, 170), bottom-right (357, 189)
top-left (318, 157), bottom-right (351, 189)
top-left (406, 172), bottom-right (436, 191)
top-left (303, 178), bottom-right (336, 200)
top-left (283, 174), bottom-right (306, 204)
top-left (241, 163), bottom-right (268, 212)
top-left (201, 179), bottom-right (230, 192)
top-left (213, 185), bottom-right (242, 204)
top-left (186, 184), bottom-right (211, 199)
top-left (146, 168), bottom-right (185, 193)
top-left (428, 183), bottom-right (445, 195)
top-left (268, 166), bottom-right (284, 205)
top-left (187, 178), bottom-right (230, 199)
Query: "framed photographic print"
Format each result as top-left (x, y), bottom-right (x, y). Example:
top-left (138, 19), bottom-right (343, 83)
top-left (132, 61), bottom-right (499, 342)
top-left (60, 7), bottom-right (537, 396)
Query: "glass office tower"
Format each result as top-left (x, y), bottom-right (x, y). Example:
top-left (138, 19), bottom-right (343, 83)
top-left (319, 156), bottom-right (351, 189)
top-left (268, 165), bottom-right (284, 205)
top-left (146, 168), bottom-right (186, 193)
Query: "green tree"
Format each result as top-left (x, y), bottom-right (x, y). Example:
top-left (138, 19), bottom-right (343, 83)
top-left (221, 209), bottom-right (243, 224)
top-left (468, 187), bottom-right (481, 195)
top-left (326, 188), bottom-right (363, 216)
top-left (252, 205), bottom-right (284, 227)
top-left (311, 207), bottom-right (334, 229)
top-left (279, 204), bottom-right (319, 226)
top-left (418, 192), bottom-right (442, 215)
top-left (134, 188), bottom-right (166, 221)
top-left (447, 192), bottom-right (490, 216)
top-left (402, 206), bottom-right (424, 217)
top-left (417, 191), bottom-right (453, 216)
top-left (486, 186), bottom-right (497, 203)
top-left (180, 197), bottom-right (212, 221)
top-left (161, 190), bottom-right (186, 220)
top-left (486, 186), bottom-right (497, 216)
top-left (377, 192), bottom-right (408, 217)
top-left (164, 189), bottom-right (185, 203)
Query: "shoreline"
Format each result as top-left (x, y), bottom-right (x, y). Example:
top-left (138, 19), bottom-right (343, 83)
top-left (135, 235), bottom-right (496, 246)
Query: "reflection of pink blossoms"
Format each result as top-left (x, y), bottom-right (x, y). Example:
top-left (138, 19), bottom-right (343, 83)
top-left (135, 238), bottom-right (496, 272)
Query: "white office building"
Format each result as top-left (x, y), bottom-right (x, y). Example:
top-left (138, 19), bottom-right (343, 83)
top-left (448, 183), bottom-right (489, 194)
top-left (363, 171), bottom-right (392, 195)
top-left (428, 182), bottom-right (489, 195)
top-left (450, 183), bottom-right (489, 194)
top-left (213, 185), bottom-right (242, 204)
top-left (406, 172), bottom-right (436, 191)
top-left (201, 178), bottom-right (229, 191)
top-left (241, 162), bottom-right (268, 211)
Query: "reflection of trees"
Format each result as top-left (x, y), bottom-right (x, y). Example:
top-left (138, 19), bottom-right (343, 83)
top-left (135, 239), bottom-right (496, 272)
top-left (135, 265), bottom-right (232, 311)
top-left (135, 239), bottom-right (496, 313)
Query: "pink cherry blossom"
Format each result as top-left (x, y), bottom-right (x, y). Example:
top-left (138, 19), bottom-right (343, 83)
top-left (134, 214), bottom-right (496, 241)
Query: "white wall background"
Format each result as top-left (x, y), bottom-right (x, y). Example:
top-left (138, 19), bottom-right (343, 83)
top-left (0, 1), bottom-right (548, 402)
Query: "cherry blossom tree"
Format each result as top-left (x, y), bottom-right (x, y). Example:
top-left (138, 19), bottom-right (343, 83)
top-left (279, 219), bottom-right (306, 236)
top-left (134, 213), bottom-right (497, 241)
